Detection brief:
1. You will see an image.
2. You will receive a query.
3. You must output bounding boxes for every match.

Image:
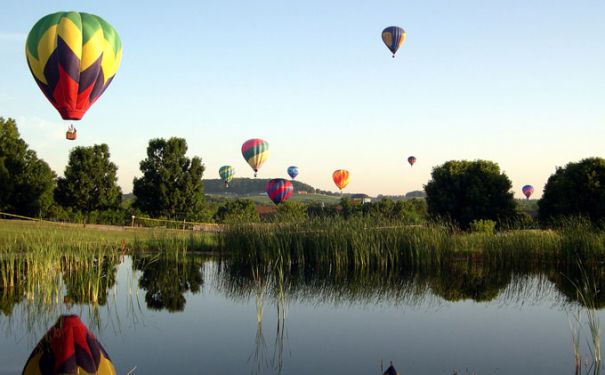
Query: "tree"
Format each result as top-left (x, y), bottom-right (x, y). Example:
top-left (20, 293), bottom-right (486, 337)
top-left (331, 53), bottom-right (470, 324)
top-left (133, 137), bottom-right (206, 218)
top-left (213, 199), bottom-right (259, 223)
top-left (538, 158), bottom-right (605, 224)
top-left (0, 117), bottom-right (56, 216)
top-left (55, 144), bottom-right (122, 214)
top-left (424, 160), bottom-right (516, 228)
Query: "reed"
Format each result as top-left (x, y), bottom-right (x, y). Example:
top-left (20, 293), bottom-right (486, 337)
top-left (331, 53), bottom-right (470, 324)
top-left (220, 217), bottom-right (605, 269)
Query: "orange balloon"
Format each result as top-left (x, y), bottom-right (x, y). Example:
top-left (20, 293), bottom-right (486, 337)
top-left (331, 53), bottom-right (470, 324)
top-left (332, 169), bottom-right (350, 190)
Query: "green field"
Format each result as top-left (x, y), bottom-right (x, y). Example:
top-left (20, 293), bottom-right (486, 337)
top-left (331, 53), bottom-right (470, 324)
top-left (207, 192), bottom-right (342, 205)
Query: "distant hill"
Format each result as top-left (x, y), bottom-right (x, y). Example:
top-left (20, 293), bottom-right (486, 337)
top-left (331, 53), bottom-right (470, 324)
top-left (203, 178), bottom-right (317, 195)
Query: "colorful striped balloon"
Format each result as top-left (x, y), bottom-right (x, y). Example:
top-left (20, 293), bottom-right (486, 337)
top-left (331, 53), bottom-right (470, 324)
top-left (522, 185), bottom-right (534, 199)
top-left (266, 178), bottom-right (293, 205)
top-left (23, 314), bottom-right (116, 375)
top-left (333, 169), bottom-right (350, 191)
top-left (287, 166), bottom-right (299, 180)
top-left (381, 26), bottom-right (406, 58)
top-left (241, 138), bottom-right (269, 177)
top-left (25, 12), bottom-right (122, 121)
top-left (219, 165), bottom-right (235, 187)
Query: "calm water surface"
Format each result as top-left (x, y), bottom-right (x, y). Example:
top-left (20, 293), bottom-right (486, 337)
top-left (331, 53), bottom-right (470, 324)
top-left (0, 255), bottom-right (603, 374)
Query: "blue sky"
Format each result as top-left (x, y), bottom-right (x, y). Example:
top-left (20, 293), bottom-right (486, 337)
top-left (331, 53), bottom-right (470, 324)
top-left (1, 1), bottom-right (604, 197)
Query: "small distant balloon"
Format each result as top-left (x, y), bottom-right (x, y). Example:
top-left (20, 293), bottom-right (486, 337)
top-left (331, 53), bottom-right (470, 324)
top-left (381, 26), bottom-right (406, 57)
top-left (333, 169), bottom-right (350, 191)
top-left (287, 166), bottom-right (299, 180)
top-left (242, 138), bottom-right (269, 177)
top-left (522, 185), bottom-right (534, 199)
top-left (266, 178), bottom-right (294, 205)
top-left (407, 156), bottom-right (416, 167)
top-left (219, 165), bottom-right (235, 187)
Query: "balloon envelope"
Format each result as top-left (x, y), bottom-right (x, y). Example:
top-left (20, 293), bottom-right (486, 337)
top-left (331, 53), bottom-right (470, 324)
top-left (23, 314), bottom-right (116, 375)
top-left (407, 156), bottom-right (416, 166)
top-left (522, 185), bottom-right (534, 199)
top-left (266, 178), bottom-right (293, 205)
top-left (241, 139), bottom-right (269, 177)
top-left (287, 166), bottom-right (299, 179)
top-left (333, 169), bottom-right (350, 190)
top-left (25, 12), bottom-right (122, 121)
top-left (381, 26), bottom-right (406, 57)
top-left (219, 165), bottom-right (235, 185)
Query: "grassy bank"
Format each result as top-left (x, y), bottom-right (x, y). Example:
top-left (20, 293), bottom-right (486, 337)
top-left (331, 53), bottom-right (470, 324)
top-left (220, 218), bottom-right (605, 268)
top-left (0, 219), bottom-right (218, 255)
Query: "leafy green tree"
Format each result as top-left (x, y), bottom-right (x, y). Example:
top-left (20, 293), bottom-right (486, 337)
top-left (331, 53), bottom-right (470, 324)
top-left (133, 138), bottom-right (206, 219)
top-left (213, 199), bottom-right (259, 223)
top-left (0, 117), bottom-right (56, 216)
top-left (538, 158), bottom-right (605, 224)
top-left (275, 201), bottom-right (307, 222)
top-left (55, 144), bottom-right (122, 216)
top-left (424, 160), bottom-right (516, 228)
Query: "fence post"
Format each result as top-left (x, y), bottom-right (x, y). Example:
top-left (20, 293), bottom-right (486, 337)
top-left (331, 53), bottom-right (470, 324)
top-left (131, 215), bottom-right (135, 227)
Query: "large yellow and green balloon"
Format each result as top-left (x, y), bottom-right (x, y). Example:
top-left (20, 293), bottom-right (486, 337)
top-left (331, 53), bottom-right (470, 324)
top-left (25, 12), bottom-right (122, 122)
top-left (241, 138), bottom-right (269, 177)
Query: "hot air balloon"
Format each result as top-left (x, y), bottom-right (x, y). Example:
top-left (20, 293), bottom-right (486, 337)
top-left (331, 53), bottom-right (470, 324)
top-left (242, 139), bottom-right (269, 177)
top-left (23, 314), bottom-right (116, 375)
top-left (219, 165), bottom-right (235, 187)
top-left (407, 156), bottom-right (416, 167)
top-left (287, 166), bottom-right (299, 180)
top-left (381, 26), bottom-right (406, 58)
top-left (25, 12), bottom-right (122, 140)
top-left (266, 178), bottom-right (293, 205)
top-left (333, 169), bottom-right (350, 191)
top-left (522, 185), bottom-right (534, 199)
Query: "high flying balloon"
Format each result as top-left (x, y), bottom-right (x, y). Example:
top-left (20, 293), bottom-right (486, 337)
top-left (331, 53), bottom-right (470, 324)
top-left (381, 26), bottom-right (406, 57)
top-left (242, 138), bottom-right (269, 177)
top-left (333, 169), bottom-right (350, 191)
top-left (407, 156), bottom-right (416, 167)
top-left (25, 12), bottom-right (122, 126)
top-left (266, 178), bottom-right (293, 205)
top-left (287, 166), bottom-right (299, 180)
top-left (522, 185), bottom-right (534, 199)
top-left (23, 314), bottom-right (116, 375)
top-left (219, 165), bottom-right (235, 187)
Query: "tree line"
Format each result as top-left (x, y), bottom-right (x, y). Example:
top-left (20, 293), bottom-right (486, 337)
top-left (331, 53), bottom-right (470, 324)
top-left (2, 117), bottom-right (605, 229)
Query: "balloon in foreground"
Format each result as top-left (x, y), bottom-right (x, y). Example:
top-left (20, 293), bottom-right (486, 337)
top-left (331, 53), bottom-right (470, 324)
top-left (381, 26), bottom-right (406, 57)
top-left (25, 12), bottom-right (122, 139)
top-left (266, 178), bottom-right (293, 205)
top-left (407, 156), bottom-right (416, 166)
top-left (287, 166), bottom-right (299, 179)
top-left (333, 169), bottom-right (350, 191)
top-left (23, 314), bottom-right (116, 375)
top-left (242, 138), bottom-right (269, 177)
top-left (219, 165), bottom-right (235, 187)
top-left (522, 185), bottom-right (534, 199)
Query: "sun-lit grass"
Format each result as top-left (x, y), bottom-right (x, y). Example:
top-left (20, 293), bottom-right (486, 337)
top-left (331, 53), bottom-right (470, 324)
top-left (0, 219), bottom-right (218, 255)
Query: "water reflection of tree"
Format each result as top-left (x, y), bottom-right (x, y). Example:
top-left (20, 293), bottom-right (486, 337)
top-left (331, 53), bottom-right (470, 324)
top-left (428, 261), bottom-right (512, 302)
top-left (133, 255), bottom-right (204, 312)
top-left (548, 263), bottom-right (605, 308)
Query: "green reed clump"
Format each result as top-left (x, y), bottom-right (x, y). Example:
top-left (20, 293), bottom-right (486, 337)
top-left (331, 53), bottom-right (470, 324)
top-left (221, 216), bottom-right (605, 269)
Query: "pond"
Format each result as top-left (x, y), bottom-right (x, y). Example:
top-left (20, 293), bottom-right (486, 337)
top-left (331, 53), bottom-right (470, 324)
top-left (0, 255), bottom-right (603, 374)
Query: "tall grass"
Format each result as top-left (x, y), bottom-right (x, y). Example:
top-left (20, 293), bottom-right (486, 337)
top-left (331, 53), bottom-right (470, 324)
top-left (221, 217), bottom-right (605, 269)
top-left (0, 219), bottom-right (218, 255)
